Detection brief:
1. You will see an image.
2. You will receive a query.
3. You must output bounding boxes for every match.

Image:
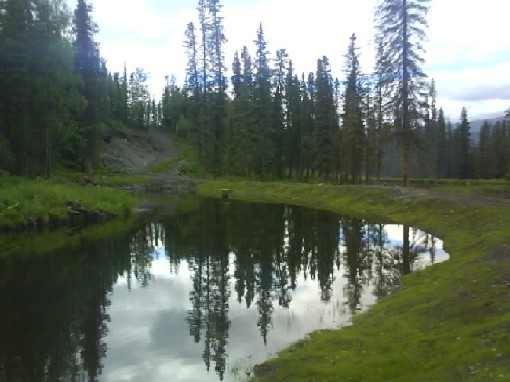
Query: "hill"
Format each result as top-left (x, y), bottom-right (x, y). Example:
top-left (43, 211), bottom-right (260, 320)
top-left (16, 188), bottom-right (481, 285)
top-left (469, 115), bottom-right (505, 142)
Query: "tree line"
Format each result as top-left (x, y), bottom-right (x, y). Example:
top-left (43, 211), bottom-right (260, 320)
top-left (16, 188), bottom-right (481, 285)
top-left (0, 0), bottom-right (508, 182)
top-left (160, 0), bottom-right (510, 183)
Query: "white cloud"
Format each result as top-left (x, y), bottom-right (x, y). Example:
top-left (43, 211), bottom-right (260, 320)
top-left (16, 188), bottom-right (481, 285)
top-left (427, 0), bottom-right (510, 67)
top-left (425, 0), bottom-right (510, 118)
top-left (222, 0), bottom-right (377, 77)
top-left (91, 1), bottom-right (194, 96)
top-left (94, 0), bottom-right (177, 38)
top-left (430, 60), bottom-right (510, 119)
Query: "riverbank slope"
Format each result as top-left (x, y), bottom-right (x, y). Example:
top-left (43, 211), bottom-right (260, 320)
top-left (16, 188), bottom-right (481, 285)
top-left (198, 181), bottom-right (510, 381)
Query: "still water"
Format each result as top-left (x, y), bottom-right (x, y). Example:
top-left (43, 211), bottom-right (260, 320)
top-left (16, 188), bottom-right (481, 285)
top-left (0, 198), bottom-right (448, 382)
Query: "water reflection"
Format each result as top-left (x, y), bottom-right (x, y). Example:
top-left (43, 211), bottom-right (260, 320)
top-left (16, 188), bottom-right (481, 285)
top-left (0, 198), bottom-right (448, 382)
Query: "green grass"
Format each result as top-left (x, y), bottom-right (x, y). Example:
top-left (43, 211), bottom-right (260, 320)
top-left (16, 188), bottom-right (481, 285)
top-left (150, 137), bottom-right (203, 176)
top-left (150, 158), bottom-right (175, 173)
top-left (432, 181), bottom-right (509, 197)
top-left (93, 174), bottom-right (149, 187)
top-left (0, 177), bottom-right (134, 229)
top-left (198, 181), bottom-right (510, 381)
top-left (46, 167), bottom-right (150, 188)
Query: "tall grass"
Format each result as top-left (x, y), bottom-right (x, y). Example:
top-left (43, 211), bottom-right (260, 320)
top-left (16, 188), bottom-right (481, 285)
top-left (0, 177), bottom-right (134, 229)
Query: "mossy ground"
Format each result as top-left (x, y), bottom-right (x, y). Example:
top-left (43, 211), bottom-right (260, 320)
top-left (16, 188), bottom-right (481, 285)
top-left (198, 181), bottom-right (510, 381)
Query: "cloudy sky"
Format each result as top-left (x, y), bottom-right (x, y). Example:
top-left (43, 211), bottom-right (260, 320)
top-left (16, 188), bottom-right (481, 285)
top-left (75, 0), bottom-right (510, 120)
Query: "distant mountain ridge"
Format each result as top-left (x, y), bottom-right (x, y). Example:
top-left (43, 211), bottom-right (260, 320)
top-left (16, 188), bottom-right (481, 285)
top-left (470, 115), bottom-right (505, 134)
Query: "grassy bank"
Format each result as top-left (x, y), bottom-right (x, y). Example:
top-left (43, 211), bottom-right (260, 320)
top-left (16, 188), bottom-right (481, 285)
top-left (0, 177), bottom-right (134, 229)
top-left (198, 181), bottom-right (510, 381)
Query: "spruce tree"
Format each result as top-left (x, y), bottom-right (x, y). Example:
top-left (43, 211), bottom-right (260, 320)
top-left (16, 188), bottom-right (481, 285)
top-left (284, 61), bottom-right (303, 178)
top-left (128, 68), bottom-right (150, 130)
top-left (272, 49), bottom-right (289, 178)
top-left (183, 22), bottom-right (200, 146)
top-left (457, 107), bottom-right (472, 178)
top-left (196, 0), bottom-right (210, 164)
top-left (208, 0), bottom-right (226, 94)
top-left (184, 22), bottom-right (199, 96)
top-left (207, 0), bottom-right (227, 176)
top-left (375, 0), bottom-right (430, 186)
top-left (364, 81), bottom-right (378, 184)
top-left (253, 23), bottom-right (272, 179)
top-left (476, 121), bottom-right (492, 179)
top-left (300, 73), bottom-right (317, 179)
top-left (227, 47), bottom-right (256, 175)
top-left (315, 56), bottom-right (338, 179)
top-left (74, 0), bottom-right (102, 173)
top-left (231, 51), bottom-right (242, 98)
top-left (342, 34), bottom-right (365, 184)
top-left (112, 70), bottom-right (128, 124)
top-left (0, 0), bottom-right (32, 174)
top-left (32, 0), bottom-right (83, 177)
top-left (492, 121), bottom-right (509, 178)
top-left (436, 108), bottom-right (447, 178)
top-left (424, 79), bottom-right (438, 177)
top-left (0, 0), bottom-right (83, 175)
top-left (161, 77), bottom-right (187, 133)
top-left (445, 119), bottom-right (454, 178)
top-left (195, 0), bottom-right (226, 175)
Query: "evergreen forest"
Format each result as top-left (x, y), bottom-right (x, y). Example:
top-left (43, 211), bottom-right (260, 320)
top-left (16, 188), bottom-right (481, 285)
top-left (0, 0), bottom-right (509, 184)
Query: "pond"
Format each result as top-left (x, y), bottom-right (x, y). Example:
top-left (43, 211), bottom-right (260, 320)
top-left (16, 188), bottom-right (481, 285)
top-left (0, 197), bottom-right (448, 382)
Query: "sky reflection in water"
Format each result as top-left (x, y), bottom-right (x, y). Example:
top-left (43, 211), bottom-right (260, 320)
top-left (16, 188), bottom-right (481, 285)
top-left (100, 199), bottom-right (448, 382)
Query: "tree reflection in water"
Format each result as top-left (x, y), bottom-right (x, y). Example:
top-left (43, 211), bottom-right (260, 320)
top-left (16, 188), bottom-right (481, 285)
top-left (161, 199), bottom-right (444, 377)
top-left (0, 198), bottom-right (446, 381)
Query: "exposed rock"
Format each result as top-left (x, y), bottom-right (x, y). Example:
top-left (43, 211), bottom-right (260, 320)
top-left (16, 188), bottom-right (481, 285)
top-left (101, 136), bottom-right (158, 173)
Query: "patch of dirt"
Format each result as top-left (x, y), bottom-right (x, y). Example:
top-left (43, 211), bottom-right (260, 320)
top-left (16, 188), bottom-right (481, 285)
top-left (101, 128), bottom-right (199, 192)
top-left (101, 136), bottom-right (158, 173)
top-left (101, 128), bottom-right (179, 175)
